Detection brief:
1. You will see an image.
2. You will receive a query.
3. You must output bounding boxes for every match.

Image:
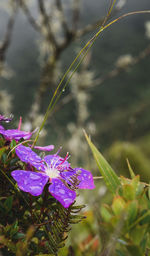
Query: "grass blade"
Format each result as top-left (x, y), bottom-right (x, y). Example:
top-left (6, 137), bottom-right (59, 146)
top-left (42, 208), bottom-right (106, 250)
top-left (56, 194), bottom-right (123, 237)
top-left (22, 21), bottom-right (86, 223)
top-left (84, 131), bottom-right (120, 193)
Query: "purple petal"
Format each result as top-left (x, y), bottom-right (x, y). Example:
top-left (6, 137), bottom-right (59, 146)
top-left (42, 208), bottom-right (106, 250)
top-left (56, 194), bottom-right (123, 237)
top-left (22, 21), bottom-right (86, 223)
top-left (11, 170), bottom-right (49, 196)
top-left (0, 125), bottom-right (4, 130)
top-left (16, 145), bottom-right (46, 171)
top-left (49, 178), bottom-right (76, 208)
top-left (74, 168), bottom-right (95, 189)
top-left (44, 155), bottom-right (70, 171)
top-left (30, 144), bottom-right (54, 151)
top-left (60, 169), bottom-right (76, 183)
top-left (61, 168), bottom-right (95, 190)
top-left (0, 114), bottom-right (13, 123)
top-left (0, 129), bottom-right (33, 141)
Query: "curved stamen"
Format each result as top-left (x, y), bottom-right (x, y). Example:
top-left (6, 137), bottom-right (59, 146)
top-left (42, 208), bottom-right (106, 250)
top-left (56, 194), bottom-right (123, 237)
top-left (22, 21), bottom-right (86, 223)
top-left (58, 152), bottom-right (69, 166)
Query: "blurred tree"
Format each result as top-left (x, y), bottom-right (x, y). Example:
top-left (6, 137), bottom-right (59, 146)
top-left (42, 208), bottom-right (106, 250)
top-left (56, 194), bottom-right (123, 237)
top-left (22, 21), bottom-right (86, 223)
top-left (0, 0), bottom-right (122, 123)
top-left (0, 0), bottom-right (150, 160)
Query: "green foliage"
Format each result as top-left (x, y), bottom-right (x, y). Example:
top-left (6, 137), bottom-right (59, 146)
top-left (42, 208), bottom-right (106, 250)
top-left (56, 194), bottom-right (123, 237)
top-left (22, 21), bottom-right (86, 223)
top-left (86, 138), bottom-right (150, 255)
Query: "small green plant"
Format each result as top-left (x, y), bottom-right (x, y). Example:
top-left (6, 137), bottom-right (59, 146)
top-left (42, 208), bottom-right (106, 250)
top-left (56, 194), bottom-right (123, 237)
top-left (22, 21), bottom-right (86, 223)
top-left (85, 132), bottom-right (150, 256)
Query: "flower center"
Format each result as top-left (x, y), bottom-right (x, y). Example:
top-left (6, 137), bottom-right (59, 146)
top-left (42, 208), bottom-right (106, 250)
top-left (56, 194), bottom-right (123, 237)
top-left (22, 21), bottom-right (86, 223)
top-left (45, 167), bottom-right (60, 179)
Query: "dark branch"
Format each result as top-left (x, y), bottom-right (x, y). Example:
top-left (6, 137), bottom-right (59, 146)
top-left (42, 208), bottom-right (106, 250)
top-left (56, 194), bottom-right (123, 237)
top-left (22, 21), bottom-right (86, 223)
top-left (0, 7), bottom-right (17, 62)
top-left (55, 0), bottom-right (70, 37)
top-left (72, 0), bottom-right (80, 32)
top-left (38, 0), bottom-right (58, 51)
top-left (18, 0), bottom-right (41, 32)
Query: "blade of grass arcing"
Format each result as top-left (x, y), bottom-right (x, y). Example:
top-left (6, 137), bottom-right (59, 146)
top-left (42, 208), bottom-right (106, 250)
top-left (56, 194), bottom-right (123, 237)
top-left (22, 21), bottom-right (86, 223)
top-left (32, 0), bottom-right (117, 147)
top-left (84, 131), bottom-right (120, 194)
top-left (33, 9), bottom-right (150, 147)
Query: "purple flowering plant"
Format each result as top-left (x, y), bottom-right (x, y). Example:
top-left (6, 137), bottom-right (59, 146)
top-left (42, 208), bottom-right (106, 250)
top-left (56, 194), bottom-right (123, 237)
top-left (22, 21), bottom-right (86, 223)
top-left (0, 114), bottom-right (95, 254)
top-left (0, 117), bottom-right (35, 142)
top-left (0, 115), bottom-right (94, 208)
top-left (12, 144), bottom-right (95, 208)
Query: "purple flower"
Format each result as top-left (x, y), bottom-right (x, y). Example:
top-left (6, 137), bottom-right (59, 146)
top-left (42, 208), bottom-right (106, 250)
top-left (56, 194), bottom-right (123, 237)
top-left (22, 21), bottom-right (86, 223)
top-left (0, 116), bottom-right (36, 141)
top-left (11, 145), bottom-right (95, 208)
top-left (0, 125), bottom-right (4, 130)
top-left (0, 114), bottom-right (13, 123)
top-left (0, 128), bottom-right (35, 141)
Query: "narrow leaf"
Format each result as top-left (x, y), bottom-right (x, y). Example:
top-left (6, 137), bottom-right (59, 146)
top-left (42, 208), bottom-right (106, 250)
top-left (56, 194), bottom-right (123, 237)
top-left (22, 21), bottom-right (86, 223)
top-left (84, 131), bottom-right (121, 193)
top-left (4, 196), bottom-right (13, 213)
top-left (126, 158), bottom-right (135, 178)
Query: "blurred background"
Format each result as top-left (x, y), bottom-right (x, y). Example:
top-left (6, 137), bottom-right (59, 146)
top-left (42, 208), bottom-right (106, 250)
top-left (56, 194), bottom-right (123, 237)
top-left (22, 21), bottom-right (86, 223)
top-left (0, 1), bottom-right (150, 253)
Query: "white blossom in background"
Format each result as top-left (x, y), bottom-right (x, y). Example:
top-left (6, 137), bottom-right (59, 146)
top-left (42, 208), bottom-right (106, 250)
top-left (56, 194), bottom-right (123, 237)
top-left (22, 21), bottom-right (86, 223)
top-left (86, 122), bottom-right (96, 135)
top-left (0, 0), bottom-right (16, 14)
top-left (51, 10), bottom-right (64, 41)
top-left (0, 90), bottom-right (13, 115)
top-left (0, 61), bottom-right (14, 79)
top-left (22, 114), bottom-right (47, 138)
top-left (21, 121), bottom-right (32, 132)
top-left (115, 54), bottom-right (134, 68)
top-left (71, 71), bottom-right (95, 91)
top-left (37, 38), bottom-right (54, 62)
top-left (37, 0), bottom-right (65, 54)
top-left (77, 92), bottom-right (90, 122)
top-left (98, 185), bottom-right (107, 197)
top-left (70, 68), bottom-right (95, 123)
top-left (67, 128), bottom-right (89, 164)
top-left (145, 21), bottom-right (150, 39)
top-left (116, 0), bottom-right (126, 9)
top-left (67, 124), bottom-right (84, 153)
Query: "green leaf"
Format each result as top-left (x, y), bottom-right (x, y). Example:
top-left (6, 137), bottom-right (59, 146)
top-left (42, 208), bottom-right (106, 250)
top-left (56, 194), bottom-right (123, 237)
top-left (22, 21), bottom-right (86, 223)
top-left (10, 139), bottom-right (16, 150)
top-left (0, 147), bottom-right (6, 158)
top-left (140, 235), bottom-right (147, 253)
top-left (126, 200), bottom-right (138, 225)
top-left (131, 176), bottom-right (140, 193)
top-left (101, 204), bottom-right (112, 222)
top-left (127, 245), bottom-right (143, 256)
top-left (148, 185), bottom-right (150, 200)
top-left (112, 196), bottom-right (126, 216)
top-left (4, 196), bottom-right (13, 213)
top-left (116, 249), bottom-right (127, 256)
top-left (139, 210), bottom-right (150, 225)
top-left (129, 225), bottom-right (146, 246)
top-left (0, 201), bottom-right (5, 212)
top-left (10, 221), bottom-right (19, 237)
top-left (13, 232), bottom-right (25, 240)
top-left (84, 131), bottom-right (121, 193)
top-left (126, 158), bottom-right (135, 178)
top-left (123, 184), bottom-right (135, 201)
top-left (35, 254), bottom-right (54, 256)
top-left (1, 153), bottom-right (7, 163)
